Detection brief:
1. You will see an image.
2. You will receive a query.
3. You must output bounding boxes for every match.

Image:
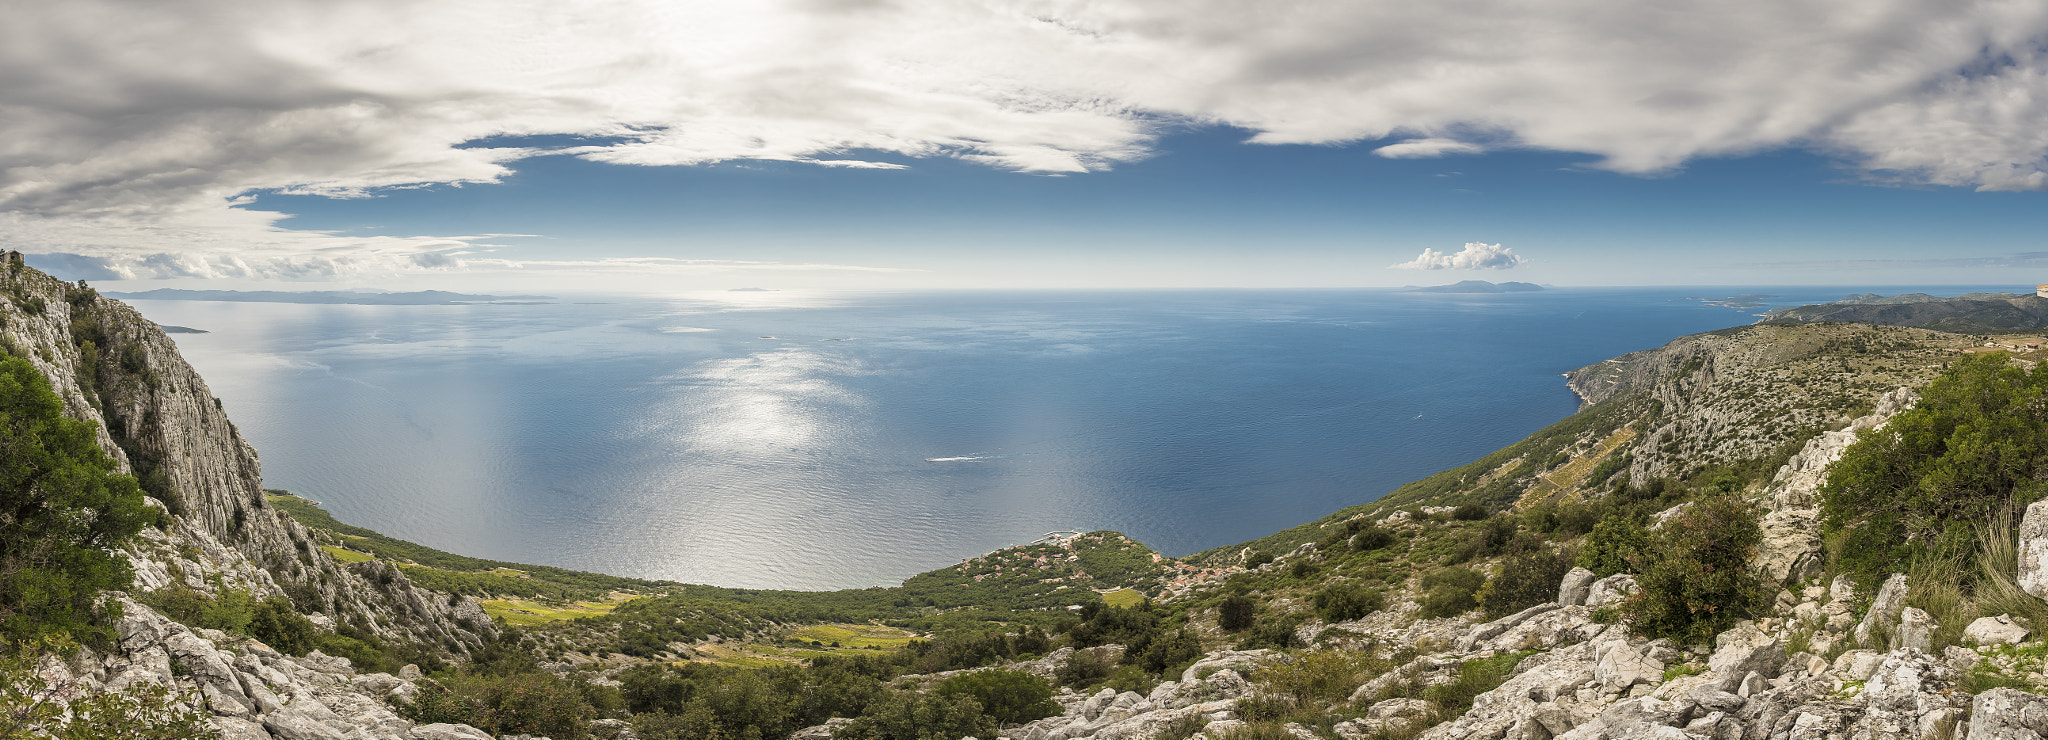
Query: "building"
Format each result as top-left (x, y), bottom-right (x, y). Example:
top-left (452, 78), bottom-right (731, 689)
top-left (2037, 283), bottom-right (2048, 298)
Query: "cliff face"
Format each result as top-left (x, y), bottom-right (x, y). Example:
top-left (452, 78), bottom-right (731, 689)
top-left (0, 252), bottom-right (490, 651)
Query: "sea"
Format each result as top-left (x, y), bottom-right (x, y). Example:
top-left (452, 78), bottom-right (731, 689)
top-left (121, 286), bottom-right (1998, 591)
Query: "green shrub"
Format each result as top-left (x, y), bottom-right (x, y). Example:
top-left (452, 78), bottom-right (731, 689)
top-left (1621, 495), bottom-right (1766, 643)
top-left (1576, 515), bottom-right (1647, 579)
top-left (0, 356), bottom-right (158, 645)
top-left (1451, 504), bottom-right (1490, 521)
top-left (1351, 524), bottom-right (1396, 552)
top-left (936, 670), bottom-right (1057, 726)
top-left (1054, 647), bottom-right (1113, 688)
top-left (834, 690), bottom-right (993, 740)
top-left (1423, 652), bottom-right (1530, 718)
top-left (1217, 594), bottom-right (1257, 631)
top-left (1419, 567), bottom-right (1485, 619)
top-left (1821, 353), bottom-right (2048, 594)
top-left (401, 672), bottom-right (592, 740)
top-left (1479, 546), bottom-right (1576, 619)
top-left (249, 597), bottom-right (317, 655)
top-left (1311, 583), bottom-right (1385, 623)
top-left (141, 583), bottom-right (256, 635)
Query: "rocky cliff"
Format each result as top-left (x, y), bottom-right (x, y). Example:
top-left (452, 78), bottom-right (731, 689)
top-left (0, 252), bottom-right (490, 653)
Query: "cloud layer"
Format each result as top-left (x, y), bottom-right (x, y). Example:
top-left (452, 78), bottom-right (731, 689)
top-left (5, 0), bottom-right (2048, 276)
top-left (1391, 243), bottom-right (1526, 271)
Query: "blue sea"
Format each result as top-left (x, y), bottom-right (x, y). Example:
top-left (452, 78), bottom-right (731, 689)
top-left (123, 287), bottom-right (1987, 590)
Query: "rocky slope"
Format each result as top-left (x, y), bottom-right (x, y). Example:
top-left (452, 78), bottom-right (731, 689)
top-left (0, 253), bottom-right (497, 739)
top-left (788, 387), bottom-right (2048, 740)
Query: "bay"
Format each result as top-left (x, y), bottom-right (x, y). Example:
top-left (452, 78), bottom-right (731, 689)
top-left (125, 286), bottom-right (1970, 590)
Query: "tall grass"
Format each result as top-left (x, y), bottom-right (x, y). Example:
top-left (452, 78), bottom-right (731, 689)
top-left (1971, 510), bottom-right (2048, 634)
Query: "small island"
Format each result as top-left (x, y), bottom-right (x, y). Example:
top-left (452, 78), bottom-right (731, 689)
top-left (1409, 280), bottom-right (1544, 293)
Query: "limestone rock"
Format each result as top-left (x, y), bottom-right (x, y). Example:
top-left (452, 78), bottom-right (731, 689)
top-left (1895, 607), bottom-right (1937, 652)
top-left (790, 717), bottom-right (854, 740)
top-left (1753, 507), bottom-right (1824, 585)
top-left (1855, 574), bottom-right (1910, 644)
top-left (1970, 614), bottom-right (2033, 646)
top-left (410, 724), bottom-right (496, 740)
top-left (2023, 499), bottom-right (2048, 599)
top-left (1707, 621), bottom-right (1784, 692)
top-left (1558, 567), bottom-right (1597, 606)
top-left (1585, 574), bottom-right (1638, 608)
top-left (1596, 641), bottom-right (1663, 693)
top-left (1969, 687), bottom-right (2048, 740)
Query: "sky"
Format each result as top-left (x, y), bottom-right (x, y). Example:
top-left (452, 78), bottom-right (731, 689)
top-left (5, 1), bottom-right (2048, 293)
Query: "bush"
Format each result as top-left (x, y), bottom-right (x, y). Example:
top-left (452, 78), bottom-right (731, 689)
top-left (249, 597), bottom-right (317, 655)
top-left (1821, 353), bottom-right (2048, 593)
top-left (0, 356), bottom-right (157, 645)
top-left (1451, 504), bottom-right (1490, 521)
top-left (1130, 629), bottom-right (1203, 675)
top-left (1311, 583), bottom-right (1385, 623)
top-left (1419, 567), bottom-right (1485, 619)
top-left (1351, 524), bottom-right (1396, 552)
top-left (936, 670), bottom-right (1058, 726)
top-left (1479, 546), bottom-right (1576, 619)
top-left (1054, 647), bottom-right (1113, 688)
top-left (834, 691), bottom-right (993, 740)
top-left (1243, 550), bottom-right (1275, 568)
top-left (1621, 495), bottom-right (1766, 643)
top-left (1576, 515), bottom-right (1647, 579)
top-left (401, 672), bottom-right (592, 740)
top-left (1217, 594), bottom-right (1257, 631)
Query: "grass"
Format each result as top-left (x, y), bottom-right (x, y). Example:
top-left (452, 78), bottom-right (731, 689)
top-left (319, 545), bottom-right (372, 563)
top-left (785, 623), bottom-right (919, 649)
top-left (480, 597), bottom-right (627, 627)
top-left (1102, 588), bottom-right (1145, 609)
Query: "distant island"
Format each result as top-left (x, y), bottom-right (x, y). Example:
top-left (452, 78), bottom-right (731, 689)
top-left (155, 324), bottom-right (208, 334)
top-left (1409, 280), bottom-right (1544, 293)
top-left (107, 289), bottom-right (554, 305)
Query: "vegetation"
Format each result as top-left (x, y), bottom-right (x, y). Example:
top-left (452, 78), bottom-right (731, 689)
top-left (1619, 495), bottom-right (1766, 643)
top-left (266, 492), bottom-right (670, 603)
top-left (0, 355), bottom-right (156, 645)
top-left (0, 637), bottom-right (215, 739)
top-left (1821, 352), bottom-right (2048, 595)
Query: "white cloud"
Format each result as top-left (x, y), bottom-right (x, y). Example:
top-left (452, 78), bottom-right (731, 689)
top-left (1374, 138), bottom-right (1485, 159)
top-left (5, 0), bottom-right (2048, 276)
top-left (1391, 243), bottom-right (1525, 271)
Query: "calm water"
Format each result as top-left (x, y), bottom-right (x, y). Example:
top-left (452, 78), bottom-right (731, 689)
top-left (123, 287), bottom-right (1952, 590)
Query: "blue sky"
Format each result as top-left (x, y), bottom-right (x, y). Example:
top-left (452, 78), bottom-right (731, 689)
top-left (5, 2), bottom-right (2048, 292)
top-left (244, 129), bottom-right (2048, 290)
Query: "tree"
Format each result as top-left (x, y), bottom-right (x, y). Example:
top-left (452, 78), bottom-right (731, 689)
top-left (0, 356), bottom-right (156, 645)
top-left (1311, 583), bottom-right (1385, 623)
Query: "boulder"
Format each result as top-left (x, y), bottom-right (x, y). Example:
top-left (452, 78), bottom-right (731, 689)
top-left (1895, 607), bottom-right (1937, 652)
top-left (1854, 574), bottom-right (1910, 644)
top-left (1969, 614), bottom-right (2032, 646)
top-left (1707, 621), bottom-right (1784, 692)
top-left (262, 707), bottom-right (352, 740)
top-left (1558, 567), bottom-right (1597, 606)
top-left (410, 724), bottom-right (496, 740)
top-left (1585, 574), bottom-right (1639, 608)
top-left (790, 717), bottom-right (854, 740)
top-left (1969, 687), bottom-right (2048, 740)
top-left (2022, 499), bottom-right (2048, 599)
top-left (1753, 507), bottom-right (1824, 585)
top-left (1596, 641), bottom-right (1664, 693)
top-left (1832, 650), bottom-right (1886, 681)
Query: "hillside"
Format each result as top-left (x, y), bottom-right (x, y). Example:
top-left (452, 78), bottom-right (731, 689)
top-left (1763, 291), bottom-right (2048, 332)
